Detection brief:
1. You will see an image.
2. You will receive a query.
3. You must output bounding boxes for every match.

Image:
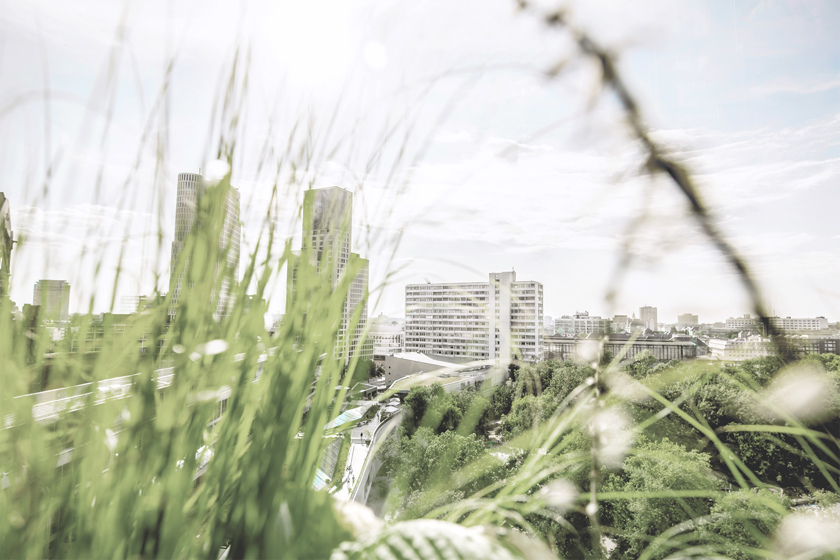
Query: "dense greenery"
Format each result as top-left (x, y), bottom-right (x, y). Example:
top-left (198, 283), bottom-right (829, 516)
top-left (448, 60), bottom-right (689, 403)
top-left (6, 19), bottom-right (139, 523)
top-left (376, 354), bottom-right (840, 559)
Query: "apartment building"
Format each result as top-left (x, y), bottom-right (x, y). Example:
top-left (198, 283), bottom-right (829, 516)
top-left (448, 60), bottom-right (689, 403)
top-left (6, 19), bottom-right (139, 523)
top-left (404, 271), bottom-right (543, 363)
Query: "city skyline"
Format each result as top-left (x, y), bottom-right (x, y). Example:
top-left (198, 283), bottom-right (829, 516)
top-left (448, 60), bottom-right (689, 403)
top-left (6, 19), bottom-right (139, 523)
top-left (2, 1), bottom-right (839, 325)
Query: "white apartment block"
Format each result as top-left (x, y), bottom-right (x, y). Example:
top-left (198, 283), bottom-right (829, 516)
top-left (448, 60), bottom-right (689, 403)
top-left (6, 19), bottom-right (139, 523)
top-left (725, 314), bottom-right (829, 331)
top-left (555, 311), bottom-right (610, 336)
top-left (405, 271), bottom-right (543, 363)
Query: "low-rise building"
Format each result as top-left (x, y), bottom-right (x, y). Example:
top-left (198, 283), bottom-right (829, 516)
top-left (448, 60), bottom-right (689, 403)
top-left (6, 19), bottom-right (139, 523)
top-left (708, 336), bottom-right (774, 361)
top-left (555, 311), bottom-right (610, 337)
top-left (724, 314), bottom-right (829, 332)
top-left (543, 333), bottom-right (697, 363)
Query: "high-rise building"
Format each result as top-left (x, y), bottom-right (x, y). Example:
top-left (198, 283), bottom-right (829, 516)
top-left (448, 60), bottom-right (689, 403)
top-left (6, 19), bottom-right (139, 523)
top-left (287, 187), bottom-right (371, 362)
top-left (404, 271), bottom-right (543, 363)
top-left (640, 306), bottom-right (658, 331)
top-left (169, 172), bottom-right (240, 317)
top-left (0, 193), bottom-right (12, 301)
top-left (33, 280), bottom-right (70, 322)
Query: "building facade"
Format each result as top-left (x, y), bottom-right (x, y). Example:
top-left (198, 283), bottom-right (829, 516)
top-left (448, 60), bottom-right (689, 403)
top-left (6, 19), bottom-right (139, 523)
top-left (404, 271), bottom-right (543, 363)
top-left (544, 334), bottom-right (697, 362)
top-left (724, 314), bottom-right (830, 332)
top-left (33, 279), bottom-right (70, 322)
top-left (708, 336), bottom-right (774, 361)
top-left (555, 311), bottom-right (610, 337)
top-left (677, 313), bottom-right (699, 328)
top-left (370, 323), bottom-right (404, 356)
top-left (169, 172), bottom-right (240, 317)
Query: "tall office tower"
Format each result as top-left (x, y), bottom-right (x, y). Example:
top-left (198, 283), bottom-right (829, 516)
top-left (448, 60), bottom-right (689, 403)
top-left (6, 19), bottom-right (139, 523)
top-left (0, 193), bottom-right (12, 301)
top-left (33, 280), bottom-right (70, 322)
top-left (287, 187), bottom-right (371, 362)
top-left (405, 271), bottom-right (543, 364)
top-left (303, 187), bottom-right (353, 286)
top-left (169, 172), bottom-right (240, 317)
top-left (640, 305), bottom-right (658, 332)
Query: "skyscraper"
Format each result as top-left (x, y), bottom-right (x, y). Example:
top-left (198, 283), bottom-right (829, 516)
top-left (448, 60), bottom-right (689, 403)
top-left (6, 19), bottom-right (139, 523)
top-left (287, 187), bottom-right (371, 362)
top-left (33, 279), bottom-right (70, 322)
top-left (170, 172), bottom-right (240, 317)
top-left (0, 193), bottom-right (12, 301)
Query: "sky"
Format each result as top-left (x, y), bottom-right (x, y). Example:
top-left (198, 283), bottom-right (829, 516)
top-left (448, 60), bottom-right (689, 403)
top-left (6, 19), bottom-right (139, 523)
top-left (1, 0), bottom-right (839, 323)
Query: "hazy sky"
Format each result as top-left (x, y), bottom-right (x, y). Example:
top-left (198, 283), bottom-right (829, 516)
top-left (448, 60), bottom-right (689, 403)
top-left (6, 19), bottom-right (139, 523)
top-left (2, 0), bottom-right (839, 323)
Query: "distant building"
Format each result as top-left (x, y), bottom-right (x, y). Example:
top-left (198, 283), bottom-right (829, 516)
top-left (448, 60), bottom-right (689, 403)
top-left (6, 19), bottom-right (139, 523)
top-left (724, 314), bottom-right (830, 332)
top-left (120, 295), bottom-right (151, 314)
top-left (708, 336), bottom-right (774, 361)
top-left (169, 172), bottom-right (240, 318)
top-left (543, 333), bottom-right (697, 362)
top-left (555, 311), bottom-right (610, 336)
top-left (405, 271), bottom-right (543, 363)
top-left (640, 306), bottom-right (658, 331)
top-left (33, 280), bottom-right (70, 322)
top-left (724, 314), bottom-right (759, 331)
top-left (677, 313), bottom-right (699, 328)
top-left (370, 323), bottom-right (404, 356)
top-left (286, 187), bottom-right (371, 362)
top-left (612, 314), bottom-right (630, 333)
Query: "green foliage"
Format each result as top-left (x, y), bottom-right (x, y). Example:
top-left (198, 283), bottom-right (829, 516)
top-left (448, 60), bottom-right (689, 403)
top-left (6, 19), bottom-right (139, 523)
top-left (602, 438), bottom-right (720, 560)
top-left (401, 383), bottom-right (491, 438)
top-left (696, 490), bottom-right (788, 560)
top-left (380, 427), bottom-right (498, 518)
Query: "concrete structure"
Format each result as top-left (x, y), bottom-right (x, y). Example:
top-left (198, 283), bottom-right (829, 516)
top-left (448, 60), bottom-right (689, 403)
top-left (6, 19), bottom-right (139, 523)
top-left (286, 187), bottom-right (371, 362)
top-left (33, 280), bottom-right (70, 322)
top-left (404, 271), bottom-right (543, 363)
top-left (543, 333), bottom-right (697, 363)
top-left (0, 193), bottom-right (12, 301)
top-left (555, 311), bottom-right (610, 337)
top-left (170, 172), bottom-right (240, 317)
top-left (677, 313), bottom-right (699, 328)
top-left (640, 306), bottom-right (658, 331)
